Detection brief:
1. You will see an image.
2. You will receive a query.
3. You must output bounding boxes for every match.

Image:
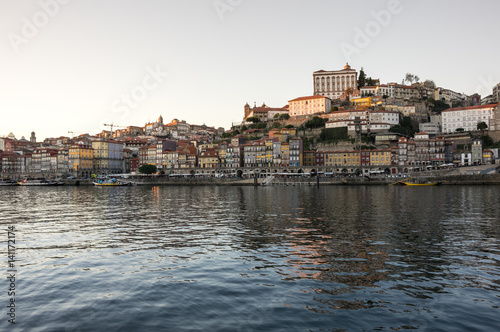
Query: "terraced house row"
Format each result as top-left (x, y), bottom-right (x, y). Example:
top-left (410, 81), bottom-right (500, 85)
top-left (2, 125), bottom-right (495, 177)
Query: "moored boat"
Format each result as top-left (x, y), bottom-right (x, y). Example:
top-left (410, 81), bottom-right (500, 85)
top-left (93, 178), bottom-right (132, 186)
top-left (398, 181), bottom-right (442, 186)
top-left (18, 178), bottom-right (64, 186)
top-left (0, 180), bottom-right (19, 186)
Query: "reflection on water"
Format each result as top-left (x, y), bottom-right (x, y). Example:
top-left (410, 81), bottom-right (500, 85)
top-left (1, 185), bottom-right (499, 331)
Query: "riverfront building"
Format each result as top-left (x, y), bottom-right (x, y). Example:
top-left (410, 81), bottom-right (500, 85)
top-left (91, 140), bottom-right (124, 175)
top-left (69, 143), bottom-right (94, 178)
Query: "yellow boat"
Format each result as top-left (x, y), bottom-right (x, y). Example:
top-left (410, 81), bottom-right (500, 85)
top-left (398, 181), bottom-right (441, 186)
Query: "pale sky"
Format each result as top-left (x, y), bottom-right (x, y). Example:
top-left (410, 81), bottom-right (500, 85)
top-left (1, 0), bottom-right (499, 141)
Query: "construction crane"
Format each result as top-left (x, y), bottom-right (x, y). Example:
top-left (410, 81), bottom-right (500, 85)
top-left (103, 123), bottom-right (127, 133)
top-left (68, 131), bottom-right (89, 138)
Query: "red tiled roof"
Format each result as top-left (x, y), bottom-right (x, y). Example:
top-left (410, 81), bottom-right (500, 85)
top-left (250, 107), bottom-right (287, 113)
top-left (369, 110), bottom-right (399, 113)
top-left (442, 103), bottom-right (500, 112)
top-left (289, 95), bottom-right (329, 102)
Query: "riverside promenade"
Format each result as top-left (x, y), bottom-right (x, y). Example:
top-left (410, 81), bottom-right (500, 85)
top-left (68, 170), bottom-right (500, 187)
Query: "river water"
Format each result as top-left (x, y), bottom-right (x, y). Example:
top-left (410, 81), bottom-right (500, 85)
top-left (1, 185), bottom-right (499, 331)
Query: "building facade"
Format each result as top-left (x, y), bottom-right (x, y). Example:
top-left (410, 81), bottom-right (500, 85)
top-left (494, 83), bottom-right (500, 103)
top-left (441, 103), bottom-right (499, 133)
top-left (313, 63), bottom-right (358, 100)
top-left (288, 95), bottom-right (331, 117)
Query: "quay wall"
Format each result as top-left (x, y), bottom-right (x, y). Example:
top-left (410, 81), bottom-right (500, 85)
top-left (65, 173), bottom-right (500, 186)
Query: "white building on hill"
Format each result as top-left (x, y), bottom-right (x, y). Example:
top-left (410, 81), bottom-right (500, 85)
top-left (313, 63), bottom-right (358, 100)
top-left (441, 103), bottom-right (500, 133)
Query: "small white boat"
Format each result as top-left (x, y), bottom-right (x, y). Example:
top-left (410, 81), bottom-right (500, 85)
top-left (93, 178), bottom-right (132, 186)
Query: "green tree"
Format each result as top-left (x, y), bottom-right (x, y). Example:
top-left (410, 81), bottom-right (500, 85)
top-left (279, 113), bottom-right (290, 120)
top-left (240, 125), bottom-right (248, 131)
top-left (139, 164), bottom-right (157, 174)
top-left (246, 116), bottom-right (260, 123)
top-left (477, 121), bottom-right (488, 132)
top-left (366, 77), bottom-right (376, 86)
top-left (424, 79), bottom-right (436, 89)
top-left (331, 106), bottom-right (339, 112)
top-left (405, 73), bottom-right (415, 85)
top-left (358, 67), bottom-right (366, 87)
top-left (302, 137), bottom-right (313, 151)
top-left (319, 127), bottom-right (348, 141)
top-left (481, 134), bottom-right (494, 147)
top-left (304, 116), bottom-right (328, 129)
top-left (455, 128), bottom-right (465, 133)
top-left (285, 124), bottom-right (294, 129)
top-left (428, 98), bottom-right (450, 114)
top-left (390, 116), bottom-right (415, 136)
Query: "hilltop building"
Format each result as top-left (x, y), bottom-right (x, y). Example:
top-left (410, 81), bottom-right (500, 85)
top-left (313, 63), bottom-right (358, 100)
top-left (288, 95), bottom-right (331, 117)
top-left (243, 102), bottom-right (288, 122)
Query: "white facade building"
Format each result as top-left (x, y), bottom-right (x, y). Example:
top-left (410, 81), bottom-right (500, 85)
top-left (441, 103), bottom-right (499, 133)
top-left (368, 110), bottom-right (400, 126)
top-left (360, 86), bottom-right (378, 96)
top-left (322, 109), bottom-right (366, 122)
top-left (325, 120), bottom-right (350, 129)
top-left (435, 88), bottom-right (467, 102)
top-left (288, 95), bottom-right (331, 117)
top-left (313, 63), bottom-right (358, 100)
top-left (347, 122), bottom-right (391, 135)
top-left (324, 109), bottom-right (398, 129)
top-left (419, 122), bottom-right (441, 135)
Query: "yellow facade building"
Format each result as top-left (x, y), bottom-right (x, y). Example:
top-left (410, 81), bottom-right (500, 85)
top-left (69, 144), bottom-right (94, 177)
top-left (369, 149), bottom-right (392, 166)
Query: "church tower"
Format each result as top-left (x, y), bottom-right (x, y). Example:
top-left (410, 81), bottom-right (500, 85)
top-left (244, 103), bottom-right (251, 119)
top-left (30, 131), bottom-right (36, 144)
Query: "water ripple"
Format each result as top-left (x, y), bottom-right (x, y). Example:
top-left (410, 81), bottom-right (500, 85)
top-left (1, 185), bottom-right (499, 331)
